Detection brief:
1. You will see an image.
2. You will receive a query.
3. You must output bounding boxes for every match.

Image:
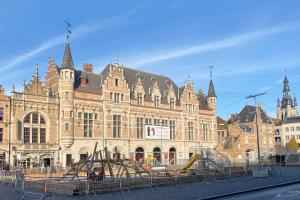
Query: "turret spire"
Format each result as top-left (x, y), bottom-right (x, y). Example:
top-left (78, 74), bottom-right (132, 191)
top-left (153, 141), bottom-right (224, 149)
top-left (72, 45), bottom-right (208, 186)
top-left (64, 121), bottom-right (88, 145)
top-left (207, 66), bottom-right (216, 98)
top-left (282, 75), bottom-right (292, 106)
top-left (61, 42), bottom-right (74, 70)
top-left (61, 19), bottom-right (74, 70)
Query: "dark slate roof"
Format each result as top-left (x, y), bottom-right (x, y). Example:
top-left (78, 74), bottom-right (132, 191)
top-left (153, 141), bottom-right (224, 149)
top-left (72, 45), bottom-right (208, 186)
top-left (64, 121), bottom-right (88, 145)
top-left (73, 64), bottom-right (211, 106)
top-left (74, 70), bottom-right (102, 94)
top-left (197, 90), bottom-right (208, 109)
top-left (61, 42), bottom-right (74, 70)
top-left (207, 80), bottom-right (216, 98)
top-left (235, 105), bottom-right (272, 124)
top-left (100, 65), bottom-right (180, 103)
top-left (283, 116), bottom-right (300, 124)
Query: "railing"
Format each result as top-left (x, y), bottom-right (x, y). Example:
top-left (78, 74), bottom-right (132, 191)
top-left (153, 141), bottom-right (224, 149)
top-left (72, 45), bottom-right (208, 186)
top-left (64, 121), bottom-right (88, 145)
top-left (196, 148), bottom-right (231, 172)
top-left (0, 168), bottom-right (252, 197)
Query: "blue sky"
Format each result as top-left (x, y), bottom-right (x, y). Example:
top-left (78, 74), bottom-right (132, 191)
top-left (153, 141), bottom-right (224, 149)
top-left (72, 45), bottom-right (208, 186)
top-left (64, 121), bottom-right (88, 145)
top-left (0, 0), bottom-right (300, 119)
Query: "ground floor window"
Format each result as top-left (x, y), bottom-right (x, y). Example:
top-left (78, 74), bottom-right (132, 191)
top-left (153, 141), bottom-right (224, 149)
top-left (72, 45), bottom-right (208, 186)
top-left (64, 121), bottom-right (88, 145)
top-left (44, 158), bottom-right (51, 167)
top-left (80, 154), bottom-right (87, 161)
top-left (169, 147), bottom-right (176, 164)
top-left (112, 147), bottom-right (121, 161)
top-left (135, 147), bottom-right (144, 161)
top-left (153, 147), bottom-right (161, 163)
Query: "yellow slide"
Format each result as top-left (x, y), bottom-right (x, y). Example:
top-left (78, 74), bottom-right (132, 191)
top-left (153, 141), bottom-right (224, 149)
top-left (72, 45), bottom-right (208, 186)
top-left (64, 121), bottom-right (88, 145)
top-left (180, 154), bottom-right (201, 172)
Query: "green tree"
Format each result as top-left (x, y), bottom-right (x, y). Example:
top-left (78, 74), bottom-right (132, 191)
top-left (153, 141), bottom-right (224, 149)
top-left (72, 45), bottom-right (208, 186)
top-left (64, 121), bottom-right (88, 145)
top-left (287, 137), bottom-right (299, 153)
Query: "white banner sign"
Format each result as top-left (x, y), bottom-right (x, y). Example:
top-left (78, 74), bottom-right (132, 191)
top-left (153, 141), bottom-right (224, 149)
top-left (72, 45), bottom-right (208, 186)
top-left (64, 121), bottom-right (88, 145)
top-left (145, 125), bottom-right (170, 140)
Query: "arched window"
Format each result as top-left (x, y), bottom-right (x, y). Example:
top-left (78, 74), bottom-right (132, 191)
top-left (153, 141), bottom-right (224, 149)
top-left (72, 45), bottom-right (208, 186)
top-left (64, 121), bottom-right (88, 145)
top-left (169, 147), bottom-right (176, 164)
top-left (23, 113), bottom-right (47, 144)
top-left (153, 147), bottom-right (161, 162)
top-left (135, 147), bottom-right (144, 161)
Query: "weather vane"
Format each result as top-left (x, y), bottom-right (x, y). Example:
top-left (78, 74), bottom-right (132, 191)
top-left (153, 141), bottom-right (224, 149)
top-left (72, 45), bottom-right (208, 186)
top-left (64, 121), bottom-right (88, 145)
top-left (64, 18), bottom-right (72, 42)
top-left (284, 67), bottom-right (287, 76)
top-left (208, 66), bottom-right (214, 79)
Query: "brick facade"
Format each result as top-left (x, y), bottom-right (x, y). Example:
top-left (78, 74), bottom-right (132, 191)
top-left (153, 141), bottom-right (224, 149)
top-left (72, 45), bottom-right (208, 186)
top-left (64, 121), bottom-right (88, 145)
top-left (0, 42), bottom-right (218, 168)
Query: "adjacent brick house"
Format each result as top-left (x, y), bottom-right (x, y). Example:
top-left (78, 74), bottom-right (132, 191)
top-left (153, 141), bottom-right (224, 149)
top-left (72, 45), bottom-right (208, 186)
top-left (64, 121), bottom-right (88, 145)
top-left (220, 105), bottom-right (275, 164)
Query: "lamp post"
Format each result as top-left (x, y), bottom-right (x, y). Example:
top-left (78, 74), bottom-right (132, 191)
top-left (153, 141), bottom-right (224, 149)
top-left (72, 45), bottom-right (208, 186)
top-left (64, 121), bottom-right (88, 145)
top-left (160, 120), bottom-right (162, 163)
top-left (245, 92), bottom-right (266, 165)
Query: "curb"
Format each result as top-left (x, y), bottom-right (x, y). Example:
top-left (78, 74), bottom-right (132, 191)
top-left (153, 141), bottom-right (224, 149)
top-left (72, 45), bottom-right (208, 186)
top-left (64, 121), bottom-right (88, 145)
top-left (203, 180), bottom-right (300, 199)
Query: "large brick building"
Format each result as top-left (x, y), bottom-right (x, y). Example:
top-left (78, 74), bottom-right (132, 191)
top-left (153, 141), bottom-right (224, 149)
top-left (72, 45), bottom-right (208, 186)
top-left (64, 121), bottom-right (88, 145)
top-left (0, 40), bottom-right (218, 168)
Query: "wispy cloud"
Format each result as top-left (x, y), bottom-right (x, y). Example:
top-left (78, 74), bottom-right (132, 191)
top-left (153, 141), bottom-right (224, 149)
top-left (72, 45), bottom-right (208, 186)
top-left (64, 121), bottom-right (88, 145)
top-left (0, 15), bottom-right (128, 74)
top-left (125, 21), bottom-right (300, 67)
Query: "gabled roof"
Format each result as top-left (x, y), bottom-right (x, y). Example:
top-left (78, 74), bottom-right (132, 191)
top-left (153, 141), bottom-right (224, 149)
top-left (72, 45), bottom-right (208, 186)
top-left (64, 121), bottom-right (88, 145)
top-left (98, 65), bottom-right (179, 103)
top-left (207, 79), bottom-right (216, 98)
top-left (61, 42), bottom-right (74, 70)
top-left (235, 105), bottom-right (273, 124)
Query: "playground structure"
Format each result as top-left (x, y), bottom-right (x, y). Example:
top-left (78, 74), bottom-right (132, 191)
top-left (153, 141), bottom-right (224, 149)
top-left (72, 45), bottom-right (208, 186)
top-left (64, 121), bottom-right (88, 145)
top-left (0, 143), bottom-right (237, 197)
top-left (64, 142), bottom-right (151, 180)
top-left (63, 143), bottom-right (231, 181)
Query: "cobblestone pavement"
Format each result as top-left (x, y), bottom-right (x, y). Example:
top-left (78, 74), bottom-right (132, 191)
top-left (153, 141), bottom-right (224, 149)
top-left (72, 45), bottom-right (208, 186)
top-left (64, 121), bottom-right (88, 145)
top-left (1, 166), bottom-right (300, 200)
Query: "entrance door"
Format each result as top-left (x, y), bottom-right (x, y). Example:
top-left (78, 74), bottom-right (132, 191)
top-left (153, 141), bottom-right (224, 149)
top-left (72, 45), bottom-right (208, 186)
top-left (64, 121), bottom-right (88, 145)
top-left (44, 158), bottom-right (51, 167)
top-left (153, 147), bottom-right (161, 163)
top-left (169, 147), bottom-right (176, 164)
top-left (135, 147), bottom-right (144, 161)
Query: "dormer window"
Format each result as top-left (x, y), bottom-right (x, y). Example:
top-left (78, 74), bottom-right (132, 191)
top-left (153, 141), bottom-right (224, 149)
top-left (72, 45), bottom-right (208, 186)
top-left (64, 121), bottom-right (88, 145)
top-left (170, 98), bottom-right (175, 110)
top-left (137, 93), bottom-right (143, 106)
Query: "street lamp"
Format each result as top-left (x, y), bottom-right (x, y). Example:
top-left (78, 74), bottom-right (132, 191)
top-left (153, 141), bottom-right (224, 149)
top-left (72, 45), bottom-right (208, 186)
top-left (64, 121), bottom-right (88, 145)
top-left (160, 120), bottom-right (163, 164)
top-left (245, 92), bottom-right (266, 165)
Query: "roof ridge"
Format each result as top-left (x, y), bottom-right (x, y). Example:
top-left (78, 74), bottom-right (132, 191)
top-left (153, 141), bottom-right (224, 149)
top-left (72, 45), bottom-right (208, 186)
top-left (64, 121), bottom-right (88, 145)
top-left (122, 66), bottom-right (174, 80)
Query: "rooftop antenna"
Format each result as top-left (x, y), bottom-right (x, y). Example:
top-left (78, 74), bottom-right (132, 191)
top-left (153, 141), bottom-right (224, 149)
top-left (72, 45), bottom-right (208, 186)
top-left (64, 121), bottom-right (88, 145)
top-left (245, 92), bottom-right (266, 166)
top-left (284, 67), bottom-right (287, 76)
top-left (64, 18), bottom-right (72, 42)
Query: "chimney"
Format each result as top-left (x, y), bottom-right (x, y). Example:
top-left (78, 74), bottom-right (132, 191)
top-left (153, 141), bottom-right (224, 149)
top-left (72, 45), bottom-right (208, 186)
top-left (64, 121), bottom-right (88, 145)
top-left (83, 63), bottom-right (93, 73)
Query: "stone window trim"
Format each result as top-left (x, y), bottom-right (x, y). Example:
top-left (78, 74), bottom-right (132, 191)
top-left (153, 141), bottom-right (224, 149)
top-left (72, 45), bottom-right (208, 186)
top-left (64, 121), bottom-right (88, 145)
top-left (188, 122), bottom-right (193, 141)
top-left (169, 97), bottom-right (176, 110)
top-left (154, 95), bottom-right (160, 108)
top-left (136, 117), bottom-right (144, 139)
top-left (84, 112), bottom-right (93, 137)
top-left (113, 115), bottom-right (121, 138)
top-left (137, 92), bottom-right (144, 106)
top-left (22, 112), bottom-right (47, 144)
